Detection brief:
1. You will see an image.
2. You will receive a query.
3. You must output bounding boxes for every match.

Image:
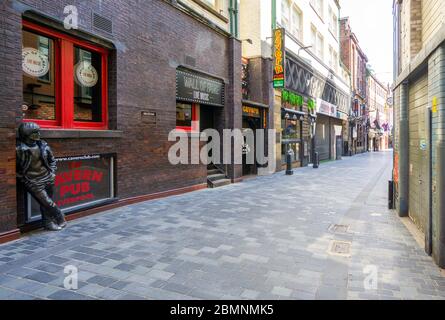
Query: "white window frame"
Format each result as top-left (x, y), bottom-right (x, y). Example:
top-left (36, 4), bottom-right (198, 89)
top-left (291, 4), bottom-right (303, 41)
top-left (281, 0), bottom-right (291, 29)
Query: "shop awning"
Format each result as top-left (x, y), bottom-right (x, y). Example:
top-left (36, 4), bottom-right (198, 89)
top-left (281, 108), bottom-right (306, 121)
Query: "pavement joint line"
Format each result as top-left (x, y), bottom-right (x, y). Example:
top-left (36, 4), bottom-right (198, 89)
top-left (0, 218), bottom-right (142, 274)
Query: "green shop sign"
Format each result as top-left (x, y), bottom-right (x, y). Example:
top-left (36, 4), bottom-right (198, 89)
top-left (307, 98), bottom-right (316, 112)
top-left (282, 89), bottom-right (303, 107)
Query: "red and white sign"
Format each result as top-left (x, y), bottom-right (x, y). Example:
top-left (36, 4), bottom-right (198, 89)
top-left (22, 47), bottom-right (49, 78)
top-left (75, 61), bottom-right (98, 87)
top-left (316, 98), bottom-right (338, 118)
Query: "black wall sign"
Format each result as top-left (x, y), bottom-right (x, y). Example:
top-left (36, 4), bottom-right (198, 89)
top-left (176, 69), bottom-right (224, 107)
top-left (26, 154), bottom-right (116, 222)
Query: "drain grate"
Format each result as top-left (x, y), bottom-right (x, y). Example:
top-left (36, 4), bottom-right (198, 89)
top-left (328, 240), bottom-right (352, 257)
top-left (328, 224), bottom-right (349, 233)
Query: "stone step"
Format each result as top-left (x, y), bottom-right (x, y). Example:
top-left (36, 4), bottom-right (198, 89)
top-left (208, 179), bottom-right (231, 188)
top-left (207, 173), bottom-right (226, 182)
top-left (207, 169), bottom-right (221, 176)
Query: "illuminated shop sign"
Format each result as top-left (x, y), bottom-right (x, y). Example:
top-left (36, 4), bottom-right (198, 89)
top-left (26, 154), bottom-right (116, 222)
top-left (176, 69), bottom-right (224, 106)
top-left (242, 105), bottom-right (260, 118)
top-left (273, 28), bottom-right (285, 88)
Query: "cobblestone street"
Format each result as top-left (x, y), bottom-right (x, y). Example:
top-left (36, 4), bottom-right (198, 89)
top-left (0, 151), bottom-right (444, 300)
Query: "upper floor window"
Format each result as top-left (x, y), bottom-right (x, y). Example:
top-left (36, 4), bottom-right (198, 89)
top-left (281, 0), bottom-right (291, 29)
top-left (291, 5), bottom-right (303, 41)
top-left (203, 0), bottom-right (217, 8)
top-left (328, 7), bottom-right (338, 38)
top-left (316, 33), bottom-right (324, 60)
top-left (310, 0), bottom-right (324, 20)
top-left (22, 20), bottom-right (109, 129)
top-left (310, 25), bottom-right (317, 53)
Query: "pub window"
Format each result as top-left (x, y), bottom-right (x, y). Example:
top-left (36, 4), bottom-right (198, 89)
top-left (281, 143), bottom-right (300, 164)
top-left (176, 102), bottom-right (199, 132)
top-left (281, 117), bottom-right (301, 140)
top-left (22, 20), bottom-right (109, 129)
top-left (23, 30), bottom-right (56, 121)
top-left (74, 47), bottom-right (103, 123)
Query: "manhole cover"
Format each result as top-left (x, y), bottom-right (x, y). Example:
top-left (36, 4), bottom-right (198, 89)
top-left (328, 240), bottom-right (352, 257)
top-left (328, 224), bottom-right (349, 233)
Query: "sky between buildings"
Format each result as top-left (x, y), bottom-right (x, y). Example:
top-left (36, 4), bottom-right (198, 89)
top-left (340, 0), bottom-right (394, 86)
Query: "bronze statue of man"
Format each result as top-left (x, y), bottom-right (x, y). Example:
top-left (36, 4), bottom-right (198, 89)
top-left (16, 122), bottom-right (67, 231)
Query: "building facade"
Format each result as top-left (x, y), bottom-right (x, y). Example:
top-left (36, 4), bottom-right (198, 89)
top-left (367, 73), bottom-right (391, 151)
top-left (240, 0), bottom-right (351, 171)
top-left (0, 0), bottom-right (242, 242)
top-left (392, 0), bottom-right (445, 267)
top-left (340, 17), bottom-right (369, 155)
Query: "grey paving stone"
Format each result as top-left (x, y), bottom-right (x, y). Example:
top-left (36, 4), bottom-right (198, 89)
top-left (87, 275), bottom-right (118, 287)
top-left (47, 290), bottom-right (93, 300)
top-left (0, 152), bottom-right (443, 300)
top-left (25, 272), bottom-right (58, 284)
top-left (114, 263), bottom-right (136, 272)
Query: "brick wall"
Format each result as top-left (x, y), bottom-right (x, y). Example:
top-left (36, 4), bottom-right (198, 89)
top-left (0, 0), bottom-right (239, 233)
top-left (410, 0), bottom-right (422, 58)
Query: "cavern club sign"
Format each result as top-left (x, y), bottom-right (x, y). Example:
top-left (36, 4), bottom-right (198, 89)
top-left (26, 154), bottom-right (116, 222)
top-left (273, 28), bottom-right (286, 88)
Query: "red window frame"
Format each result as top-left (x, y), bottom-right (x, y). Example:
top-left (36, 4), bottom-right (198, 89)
top-left (22, 20), bottom-right (109, 130)
top-left (176, 103), bottom-right (199, 132)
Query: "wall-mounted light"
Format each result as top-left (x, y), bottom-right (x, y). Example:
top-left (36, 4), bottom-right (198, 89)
top-left (298, 45), bottom-right (312, 55)
top-left (241, 38), bottom-right (253, 45)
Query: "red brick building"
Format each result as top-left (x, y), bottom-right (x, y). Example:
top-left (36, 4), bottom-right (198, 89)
top-left (340, 17), bottom-right (369, 155)
top-left (0, 0), bottom-right (242, 242)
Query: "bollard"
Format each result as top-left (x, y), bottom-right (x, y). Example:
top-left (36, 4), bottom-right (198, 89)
top-left (286, 149), bottom-right (294, 175)
top-left (313, 151), bottom-right (319, 169)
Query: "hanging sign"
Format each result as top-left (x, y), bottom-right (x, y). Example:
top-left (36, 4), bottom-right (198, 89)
top-left (22, 47), bottom-right (49, 78)
top-left (75, 61), bottom-right (99, 87)
top-left (273, 28), bottom-right (285, 88)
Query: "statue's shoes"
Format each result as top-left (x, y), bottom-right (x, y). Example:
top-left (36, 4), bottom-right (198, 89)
top-left (55, 214), bottom-right (67, 228)
top-left (44, 221), bottom-right (62, 232)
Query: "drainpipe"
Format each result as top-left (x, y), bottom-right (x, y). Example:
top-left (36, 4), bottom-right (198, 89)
top-left (272, 0), bottom-right (276, 30)
top-left (434, 44), bottom-right (445, 267)
top-left (229, 0), bottom-right (234, 36)
top-left (398, 80), bottom-right (409, 217)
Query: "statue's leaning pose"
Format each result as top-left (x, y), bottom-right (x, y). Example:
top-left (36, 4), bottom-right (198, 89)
top-left (16, 122), bottom-right (67, 231)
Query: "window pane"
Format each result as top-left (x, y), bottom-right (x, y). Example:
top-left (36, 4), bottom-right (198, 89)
top-left (292, 7), bottom-right (301, 39)
top-left (203, 0), bottom-right (217, 8)
top-left (22, 30), bottom-right (56, 120)
top-left (281, 143), bottom-right (300, 164)
top-left (281, 118), bottom-right (300, 140)
top-left (176, 102), bottom-right (192, 127)
top-left (282, 0), bottom-right (290, 28)
top-left (74, 47), bottom-right (102, 122)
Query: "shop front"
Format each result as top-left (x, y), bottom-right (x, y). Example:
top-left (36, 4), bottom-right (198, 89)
top-left (175, 67), bottom-right (225, 134)
top-left (279, 89), bottom-right (307, 169)
top-left (241, 103), bottom-right (268, 176)
top-left (315, 99), bottom-right (344, 161)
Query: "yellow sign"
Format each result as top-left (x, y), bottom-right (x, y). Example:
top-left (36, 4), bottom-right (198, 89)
top-left (242, 106), bottom-right (260, 117)
top-left (432, 96), bottom-right (438, 113)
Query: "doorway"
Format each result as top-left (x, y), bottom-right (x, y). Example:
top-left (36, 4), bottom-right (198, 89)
top-left (242, 116), bottom-right (261, 176)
